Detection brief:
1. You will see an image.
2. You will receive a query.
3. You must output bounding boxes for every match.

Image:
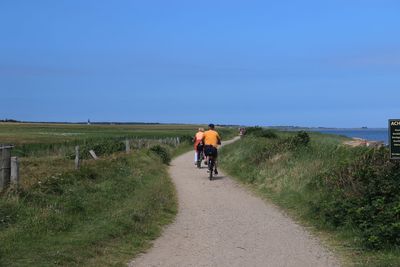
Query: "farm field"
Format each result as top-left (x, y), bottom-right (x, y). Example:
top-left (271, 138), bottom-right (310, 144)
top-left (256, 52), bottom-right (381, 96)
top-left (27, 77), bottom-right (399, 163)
top-left (0, 123), bottom-right (183, 188)
top-left (0, 122), bottom-right (208, 145)
top-left (0, 123), bottom-right (235, 188)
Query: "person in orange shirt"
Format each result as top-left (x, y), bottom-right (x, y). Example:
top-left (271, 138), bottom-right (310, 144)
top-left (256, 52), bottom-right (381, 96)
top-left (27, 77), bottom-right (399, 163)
top-left (203, 123), bottom-right (221, 175)
top-left (193, 128), bottom-right (205, 165)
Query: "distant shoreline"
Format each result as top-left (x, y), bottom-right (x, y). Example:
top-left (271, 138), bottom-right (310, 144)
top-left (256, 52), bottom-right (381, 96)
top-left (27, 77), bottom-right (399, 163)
top-left (310, 128), bottom-right (389, 144)
top-left (0, 120), bottom-right (238, 127)
top-left (267, 126), bottom-right (387, 131)
top-left (0, 121), bottom-right (388, 130)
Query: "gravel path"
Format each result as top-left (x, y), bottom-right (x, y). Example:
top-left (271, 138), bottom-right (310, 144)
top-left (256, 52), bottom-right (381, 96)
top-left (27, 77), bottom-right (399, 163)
top-left (129, 138), bottom-right (340, 267)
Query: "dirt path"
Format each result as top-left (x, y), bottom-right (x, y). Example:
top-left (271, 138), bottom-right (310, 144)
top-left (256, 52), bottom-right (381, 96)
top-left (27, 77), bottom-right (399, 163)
top-left (129, 138), bottom-right (340, 267)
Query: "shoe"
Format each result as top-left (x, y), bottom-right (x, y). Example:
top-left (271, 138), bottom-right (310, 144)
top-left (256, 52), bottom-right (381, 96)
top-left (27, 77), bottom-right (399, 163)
top-left (214, 169), bottom-right (218, 175)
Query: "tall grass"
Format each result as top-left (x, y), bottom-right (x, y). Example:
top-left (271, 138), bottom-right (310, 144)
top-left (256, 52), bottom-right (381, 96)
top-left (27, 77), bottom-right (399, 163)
top-left (220, 132), bottom-right (400, 266)
top-left (12, 136), bottom-right (190, 158)
top-left (0, 150), bottom-right (177, 266)
top-left (14, 138), bottom-right (192, 190)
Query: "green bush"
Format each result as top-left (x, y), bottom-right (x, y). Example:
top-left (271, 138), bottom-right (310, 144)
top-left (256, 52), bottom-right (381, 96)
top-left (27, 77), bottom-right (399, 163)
top-left (314, 148), bottom-right (400, 249)
top-left (179, 135), bottom-right (194, 144)
top-left (245, 126), bottom-right (278, 139)
top-left (237, 132), bottom-right (310, 166)
top-left (245, 126), bottom-right (263, 135)
top-left (288, 131), bottom-right (310, 147)
top-left (78, 139), bottom-right (125, 159)
top-left (150, 145), bottom-right (171, 165)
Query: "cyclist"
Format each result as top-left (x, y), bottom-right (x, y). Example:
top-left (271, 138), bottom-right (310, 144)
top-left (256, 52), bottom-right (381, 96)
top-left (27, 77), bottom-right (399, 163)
top-left (203, 123), bottom-right (221, 175)
top-left (193, 128), bottom-right (205, 165)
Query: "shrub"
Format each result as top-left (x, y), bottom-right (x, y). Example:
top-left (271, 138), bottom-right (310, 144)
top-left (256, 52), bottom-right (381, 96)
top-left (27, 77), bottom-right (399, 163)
top-left (245, 126), bottom-right (263, 135)
top-left (312, 147), bottom-right (400, 249)
top-left (178, 135), bottom-right (193, 144)
top-left (80, 139), bottom-right (125, 158)
top-left (289, 131), bottom-right (310, 147)
top-left (239, 133), bottom-right (306, 165)
top-left (256, 131), bottom-right (310, 157)
top-left (150, 145), bottom-right (171, 165)
top-left (246, 127), bottom-right (278, 139)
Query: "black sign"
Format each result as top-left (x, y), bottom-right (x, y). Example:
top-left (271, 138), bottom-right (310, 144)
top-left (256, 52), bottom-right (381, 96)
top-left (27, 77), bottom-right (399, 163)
top-left (389, 119), bottom-right (400, 160)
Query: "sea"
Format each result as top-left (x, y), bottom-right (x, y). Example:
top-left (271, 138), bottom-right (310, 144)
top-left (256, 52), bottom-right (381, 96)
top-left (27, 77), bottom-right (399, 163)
top-left (312, 128), bottom-right (389, 144)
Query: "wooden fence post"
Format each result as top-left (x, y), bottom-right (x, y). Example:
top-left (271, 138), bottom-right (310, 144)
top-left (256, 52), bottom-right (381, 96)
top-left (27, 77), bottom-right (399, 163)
top-left (125, 139), bottom-right (131, 154)
top-left (0, 145), bottom-right (13, 191)
top-left (10, 156), bottom-right (19, 187)
top-left (89, 150), bottom-right (98, 160)
top-left (75, 146), bottom-right (80, 170)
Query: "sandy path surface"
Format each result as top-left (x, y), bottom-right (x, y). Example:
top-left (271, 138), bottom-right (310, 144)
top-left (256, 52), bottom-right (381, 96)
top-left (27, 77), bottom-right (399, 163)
top-left (129, 138), bottom-right (340, 267)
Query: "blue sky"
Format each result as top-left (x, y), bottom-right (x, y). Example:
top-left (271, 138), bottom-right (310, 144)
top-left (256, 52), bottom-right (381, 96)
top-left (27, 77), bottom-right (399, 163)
top-left (1, 0), bottom-right (399, 127)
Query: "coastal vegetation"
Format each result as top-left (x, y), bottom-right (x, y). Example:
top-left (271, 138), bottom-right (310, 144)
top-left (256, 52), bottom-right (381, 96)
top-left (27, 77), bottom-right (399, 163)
top-left (0, 123), bottom-right (234, 189)
top-left (0, 150), bottom-right (177, 266)
top-left (220, 128), bottom-right (400, 266)
top-left (0, 123), bottom-right (235, 266)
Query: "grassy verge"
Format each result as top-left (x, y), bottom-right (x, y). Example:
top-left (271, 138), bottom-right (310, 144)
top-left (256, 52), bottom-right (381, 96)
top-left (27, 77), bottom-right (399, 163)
top-left (0, 150), bottom-right (176, 266)
top-left (220, 130), bottom-right (400, 267)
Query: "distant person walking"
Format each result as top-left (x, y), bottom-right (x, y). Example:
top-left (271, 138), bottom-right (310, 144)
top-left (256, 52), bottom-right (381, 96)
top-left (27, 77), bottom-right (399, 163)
top-left (239, 127), bottom-right (246, 138)
top-left (193, 128), bottom-right (205, 165)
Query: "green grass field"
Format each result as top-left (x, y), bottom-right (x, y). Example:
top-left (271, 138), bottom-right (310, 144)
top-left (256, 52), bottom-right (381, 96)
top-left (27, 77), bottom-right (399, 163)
top-left (0, 123), bottom-right (235, 189)
top-left (0, 123), bottom-right (236, 266)
top-left (0, 123), bottom-right (207, 145)
top-left (220, 130), bottom-right (400, 267)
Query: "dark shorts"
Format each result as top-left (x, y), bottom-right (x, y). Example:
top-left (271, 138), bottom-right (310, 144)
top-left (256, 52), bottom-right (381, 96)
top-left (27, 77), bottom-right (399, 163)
top-left (204, 145), bottom-right (218, 158)
top-left (196, 143), bottom-right (204, 152)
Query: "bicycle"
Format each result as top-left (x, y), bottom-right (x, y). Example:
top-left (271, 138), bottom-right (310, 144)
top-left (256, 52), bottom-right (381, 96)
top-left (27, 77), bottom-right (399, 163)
top-left (204, 145), bottom-right (217, 180)
top-left (207, 155), bottom-right (216, 180)
top-left (196, 143), bottom-right (204, 169)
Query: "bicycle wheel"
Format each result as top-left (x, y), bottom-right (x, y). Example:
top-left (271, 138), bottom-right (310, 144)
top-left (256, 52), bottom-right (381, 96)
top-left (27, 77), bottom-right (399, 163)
top-left (208, 158), bottom-right (214, 180)
top-left (197, 154), bottom-right (201, 168)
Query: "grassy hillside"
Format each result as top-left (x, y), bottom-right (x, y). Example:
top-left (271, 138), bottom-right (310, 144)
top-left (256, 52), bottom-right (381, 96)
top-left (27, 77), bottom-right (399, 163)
top-left (220, 129), bottom-right (400, 267)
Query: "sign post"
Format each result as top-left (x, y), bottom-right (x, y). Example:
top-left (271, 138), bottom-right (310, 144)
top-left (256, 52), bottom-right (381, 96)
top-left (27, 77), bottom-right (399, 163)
top-left (389, 119), bottom-right (400, 160)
